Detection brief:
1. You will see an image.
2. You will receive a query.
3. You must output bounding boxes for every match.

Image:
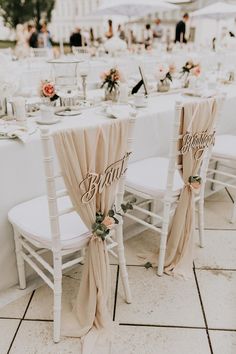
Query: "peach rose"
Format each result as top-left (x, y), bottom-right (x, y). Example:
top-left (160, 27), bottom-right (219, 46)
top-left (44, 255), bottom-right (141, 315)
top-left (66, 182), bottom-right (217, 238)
top-left (191, 66), bottom-right (201, 77)
top-left (103, 216), bottom-right (115, 229)
top-left (169, 64), bottom-right (176, 74)
top-left (42, 82), bottom-right (55, 98)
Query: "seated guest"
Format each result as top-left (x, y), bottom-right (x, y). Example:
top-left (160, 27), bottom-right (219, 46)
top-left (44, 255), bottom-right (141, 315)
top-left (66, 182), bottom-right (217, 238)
top-left (175, 13), bottom-right (189, 43)
top-left (28, 24), bottom-right (38, 48)
top-left (38, 22), bottom-right (52, 48)
top-left (70, 27), bottom-right (82, 47)
top-left (117, 24), bottom-right (126, 41)
top-left (153, 18), bottom-right (163, 40)
top-left (144, 24), bottom-right (153, 49)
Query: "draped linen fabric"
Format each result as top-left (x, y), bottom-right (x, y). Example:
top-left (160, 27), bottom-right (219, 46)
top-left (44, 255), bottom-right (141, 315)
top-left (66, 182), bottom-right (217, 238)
top-left (52, 119), bottom-right (130, 349)
top-left (164, 98), bottom-right (220, 277)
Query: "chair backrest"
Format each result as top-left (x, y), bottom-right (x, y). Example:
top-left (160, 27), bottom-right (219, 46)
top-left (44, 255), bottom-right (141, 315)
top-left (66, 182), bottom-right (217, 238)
top-left (40, 117), bottom-right (136, 249)
top-left (165, 97), bottom-right (224, 200)
top-left (72, 46), bottom-right (90, 60)
top-left (31, 48), bottom-right (51, 58)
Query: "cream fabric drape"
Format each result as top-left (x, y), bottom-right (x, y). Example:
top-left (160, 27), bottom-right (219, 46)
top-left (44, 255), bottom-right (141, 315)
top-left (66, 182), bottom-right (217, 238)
top-left (53, 119), bottom-right (130, 348)
top-left (164, 98), bottom-right (220, 277)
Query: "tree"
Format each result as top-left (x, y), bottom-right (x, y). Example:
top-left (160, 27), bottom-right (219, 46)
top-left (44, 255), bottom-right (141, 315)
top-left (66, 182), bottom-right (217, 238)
top-left (0, 0), bottom-right (55, 28)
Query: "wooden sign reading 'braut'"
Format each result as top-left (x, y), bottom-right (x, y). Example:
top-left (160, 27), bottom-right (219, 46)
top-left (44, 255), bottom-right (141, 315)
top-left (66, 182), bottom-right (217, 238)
top-left (79, 152), bottom-right (132, 204)
top-left (180, 130), bottom-right (216, 160)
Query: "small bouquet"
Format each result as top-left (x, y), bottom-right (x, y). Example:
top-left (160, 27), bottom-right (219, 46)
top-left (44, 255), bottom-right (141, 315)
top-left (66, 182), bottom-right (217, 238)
top-left (40, 80), bottom-right (58, 102)
top-left (156, 64), bottom-right (175, 92)
top-left (101, 68), bottom-right (122, 92)
top-left (180, 61), bottom-right (201, 78)
top-left (101, 68), bottom-right (124, 101)
top-left (180, 61), bottom-right (201, 88)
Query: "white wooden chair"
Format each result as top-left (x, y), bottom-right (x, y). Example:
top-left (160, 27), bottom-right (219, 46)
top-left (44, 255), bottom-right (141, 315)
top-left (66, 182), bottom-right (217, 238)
top-left (207, 134), bottom-right (236, 223)
top-left (31, 47), bottom-right (51, 58)
top-left (124, 98), bottom-right (223, 276)
top-left (8, 119), bottom-right (135, 343)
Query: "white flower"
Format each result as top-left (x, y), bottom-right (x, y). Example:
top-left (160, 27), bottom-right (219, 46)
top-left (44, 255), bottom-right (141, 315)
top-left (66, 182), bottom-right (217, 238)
top-left (156, 64), bottom-right (169, 81)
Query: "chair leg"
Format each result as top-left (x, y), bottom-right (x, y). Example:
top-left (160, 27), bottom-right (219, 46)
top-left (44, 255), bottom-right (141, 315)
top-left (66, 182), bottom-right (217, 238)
top-left (13, 229), bottom-right (26, 290)
top-left (230, 198), bottom-right (236, 224)
top-left (158, 201), bottom-right (171, 276)
top-left (53, 252), bottom-right (62, 343)
top-left (198, 197), bottom-right (205, 248)
top-left (211, 160), bottom-right (219, 191)
top-left (116, 221), bottom-right (132, 304)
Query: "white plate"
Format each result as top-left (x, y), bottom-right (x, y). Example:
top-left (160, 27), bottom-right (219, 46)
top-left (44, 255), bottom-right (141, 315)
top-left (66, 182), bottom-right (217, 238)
top-left (36, 118), bottom-right (61, 125)
top-left (55, 108), bottom-right (81, 116)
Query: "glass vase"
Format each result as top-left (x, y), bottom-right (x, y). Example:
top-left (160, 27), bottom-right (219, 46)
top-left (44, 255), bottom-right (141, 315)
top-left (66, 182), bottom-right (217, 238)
top-left (104, 86), bottom-right (120, 102)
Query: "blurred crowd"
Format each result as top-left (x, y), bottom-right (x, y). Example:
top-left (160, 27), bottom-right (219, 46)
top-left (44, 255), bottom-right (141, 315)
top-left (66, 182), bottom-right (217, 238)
top-left (14, 21), bottom-right (53, 57)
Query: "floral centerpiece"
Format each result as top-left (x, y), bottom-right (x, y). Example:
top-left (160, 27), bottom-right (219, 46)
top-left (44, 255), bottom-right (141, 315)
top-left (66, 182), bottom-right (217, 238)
top-left (100, 68), bottom-right (123, 102)
top-left (40, 80), bottom-right (58, 103)
top-left (180, 61), bottom-right (201, 88)
top-left (156, 64), bottom-right (175, 92)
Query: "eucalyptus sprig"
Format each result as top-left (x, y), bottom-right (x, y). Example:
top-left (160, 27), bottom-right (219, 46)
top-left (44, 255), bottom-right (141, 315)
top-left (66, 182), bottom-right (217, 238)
top-left (92, 198), bottom-right (136, 241)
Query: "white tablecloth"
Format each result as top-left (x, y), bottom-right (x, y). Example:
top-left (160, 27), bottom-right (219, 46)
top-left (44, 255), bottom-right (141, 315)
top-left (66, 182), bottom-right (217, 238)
top-left (1, 85), bottom-right (236, 293)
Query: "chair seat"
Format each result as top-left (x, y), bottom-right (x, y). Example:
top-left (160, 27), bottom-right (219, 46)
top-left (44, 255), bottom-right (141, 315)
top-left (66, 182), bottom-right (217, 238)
top-left (8, 196), bottom-right (90, 250)
top-left (212, 135), bottom-right (236, 160)
top-left (126, 157), bottom-right (183, 198)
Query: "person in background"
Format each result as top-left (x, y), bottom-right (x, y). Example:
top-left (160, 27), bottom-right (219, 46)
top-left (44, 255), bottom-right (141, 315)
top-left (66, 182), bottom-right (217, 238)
top-left (90, 28), bottom-right (95, 44)
top-left (130, 30), bottom-right (137, 45)
top-left (175, 13), bottom-right (189, 43)
top-left (70, 27), bottom-right (82, 47)
top-left (28, 24), bottom-right (38, 48)
top-left (144, 23), bottom-right (153, 49)
top-left (153, 18), bottom-right (163, 40)
top-left (117, 24), bottom-right (126, 41)
top-left (105, 19), bottom-right (113, 39)
top-left (15, 24), bottom-right (29, 58)
top-left (38, 22), bottom-right (52, 48)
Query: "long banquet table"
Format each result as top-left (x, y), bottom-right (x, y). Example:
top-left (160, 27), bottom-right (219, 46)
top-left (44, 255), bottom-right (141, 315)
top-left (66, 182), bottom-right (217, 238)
top-left (1, 85), bottom-right (236, 294)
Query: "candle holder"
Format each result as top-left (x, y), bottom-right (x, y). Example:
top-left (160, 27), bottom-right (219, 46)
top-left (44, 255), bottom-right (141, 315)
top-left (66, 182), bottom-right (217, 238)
top-left (81, 74), bottom-right (88, 102)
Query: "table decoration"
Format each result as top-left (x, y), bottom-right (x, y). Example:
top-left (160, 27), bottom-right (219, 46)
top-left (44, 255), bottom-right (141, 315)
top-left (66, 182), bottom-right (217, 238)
top-left (180, 61), bottom-right (201, 88)
top-left (101, 68), bottom-right (122, 102)
top-left (40, 80), bottom-right (58, 105)
top-left (156, 64), bottom-right (175, 92)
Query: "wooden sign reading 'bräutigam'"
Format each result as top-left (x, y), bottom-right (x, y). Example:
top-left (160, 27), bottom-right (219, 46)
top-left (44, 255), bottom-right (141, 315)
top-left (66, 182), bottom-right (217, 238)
top-left (180, 130), bottom-right (216, 160)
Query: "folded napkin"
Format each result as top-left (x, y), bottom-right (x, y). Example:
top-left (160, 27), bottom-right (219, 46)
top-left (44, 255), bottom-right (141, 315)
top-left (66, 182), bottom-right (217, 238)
top-left (0, 124), bottom-right (29, 143)
top-left (106, 105), bottom-right (136, 119)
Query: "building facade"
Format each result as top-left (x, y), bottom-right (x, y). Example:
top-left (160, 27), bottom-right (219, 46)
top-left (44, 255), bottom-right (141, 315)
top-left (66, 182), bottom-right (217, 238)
top-left (49, 0), bottom-right (103, 43)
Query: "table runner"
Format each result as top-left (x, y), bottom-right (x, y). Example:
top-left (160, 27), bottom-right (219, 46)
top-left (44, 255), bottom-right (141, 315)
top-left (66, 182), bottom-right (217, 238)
top-left (53, 118), bottom-right (130, 352)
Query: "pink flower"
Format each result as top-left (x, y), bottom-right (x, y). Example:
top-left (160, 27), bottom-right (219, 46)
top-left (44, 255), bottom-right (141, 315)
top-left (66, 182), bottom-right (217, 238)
top-left (156, 64), bottom-right (169, 81)
top-left (100, 72), bottom-right (108, 80)
top-left (41, 81), bottom-right (55, 98)
top-left (169, 64), bottom-right (176, 74)
top-left (103, 216), bottom-right (115, 230)
top-left (191, 66), bottom-right (201, 77)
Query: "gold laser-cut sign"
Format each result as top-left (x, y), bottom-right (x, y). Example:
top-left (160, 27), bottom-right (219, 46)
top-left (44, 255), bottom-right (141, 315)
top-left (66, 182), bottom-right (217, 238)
top-left (180, 130), bottom-right (216, 160)
top-left (79, 152), bottom-right (132, 204)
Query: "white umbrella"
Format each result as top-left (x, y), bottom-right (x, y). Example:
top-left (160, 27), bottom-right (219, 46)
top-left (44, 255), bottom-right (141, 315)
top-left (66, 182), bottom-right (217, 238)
top-left (191, 2), bottom-right (236, 43)
top-left (93, 0), bottom-right (177, 18)
top-left (191, 2), bottom-right (236, 20)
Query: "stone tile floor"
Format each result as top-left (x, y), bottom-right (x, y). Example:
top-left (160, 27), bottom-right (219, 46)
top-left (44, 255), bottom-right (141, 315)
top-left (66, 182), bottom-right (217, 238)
top-left (1, 189), bottom-right (236, 354)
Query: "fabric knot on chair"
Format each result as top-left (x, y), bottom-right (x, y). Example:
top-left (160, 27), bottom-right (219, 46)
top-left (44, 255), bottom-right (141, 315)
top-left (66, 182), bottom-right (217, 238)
top-left (185, 175), bottom-right (202, 193)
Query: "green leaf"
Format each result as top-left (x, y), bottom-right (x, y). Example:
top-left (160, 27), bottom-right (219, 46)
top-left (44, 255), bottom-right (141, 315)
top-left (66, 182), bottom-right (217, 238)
top-left (108, 210), bottom-right (115, 217)
top-left (144, 262), bottom-right (153, 269)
